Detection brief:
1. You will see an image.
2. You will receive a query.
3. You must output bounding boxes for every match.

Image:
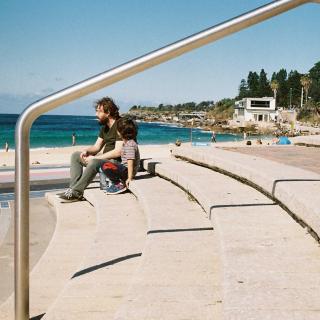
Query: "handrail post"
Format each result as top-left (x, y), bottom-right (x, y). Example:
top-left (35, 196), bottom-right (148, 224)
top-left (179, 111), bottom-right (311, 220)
top-left (14, 0), bottom-right (317, 318)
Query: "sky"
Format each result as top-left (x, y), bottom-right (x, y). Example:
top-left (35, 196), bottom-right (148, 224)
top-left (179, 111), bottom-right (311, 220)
top-left (0, 0), bottom-right (319, 116)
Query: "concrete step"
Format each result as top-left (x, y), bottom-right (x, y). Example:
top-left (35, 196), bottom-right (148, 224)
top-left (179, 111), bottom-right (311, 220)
top-left (0, 194), bottom-right (96, 320)
top-left (172, 145), bottom-right (320, 241)
top-left (142, 157), bottom-right (320, 319)
top-left (0, 198), bottom-right (56, 307)
top-left (115, 173), bottom-right (222, 320)
top-left (42, 189), bottom-right (146, 320)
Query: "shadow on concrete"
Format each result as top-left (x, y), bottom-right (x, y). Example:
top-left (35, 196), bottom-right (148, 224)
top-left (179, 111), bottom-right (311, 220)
top-left (30, 313), bottom-right (45, 320)
top-left (139, 160), bottom-right (162, 175)
top-left (209, 202), bottom-right (277, 219)
top-left (72, 253), bottom-right (142, 279)
top-left (147, 227), bottom-right (213, 235)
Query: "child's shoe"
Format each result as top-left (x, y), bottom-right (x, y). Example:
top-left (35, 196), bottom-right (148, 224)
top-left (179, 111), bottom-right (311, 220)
top-left (105, 182), bottom-right (127, 195)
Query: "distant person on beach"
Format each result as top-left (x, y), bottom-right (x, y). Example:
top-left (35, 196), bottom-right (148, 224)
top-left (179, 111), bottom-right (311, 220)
top-left (59, 97), bottom-right (123, 202)
top-left (243, 132), bottom-right (247, 140)
top-left (101, 117), bottom-right (140, 195)
top-left (211, 131), bottom-right (216, 143)
top-left (72, 132), bottom-right (76, 146)
top-left (5, 141), bottom-right (9, 152)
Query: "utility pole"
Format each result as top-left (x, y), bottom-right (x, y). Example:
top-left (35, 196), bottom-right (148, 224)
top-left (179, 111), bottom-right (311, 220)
top-left (300, 87), bottom-right (304, 108)
top-left (289, 87), bottom-right (292, 108)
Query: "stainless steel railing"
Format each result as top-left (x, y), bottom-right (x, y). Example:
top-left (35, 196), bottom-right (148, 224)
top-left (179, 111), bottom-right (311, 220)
top-left (14, 0), bottom-right (318, 319)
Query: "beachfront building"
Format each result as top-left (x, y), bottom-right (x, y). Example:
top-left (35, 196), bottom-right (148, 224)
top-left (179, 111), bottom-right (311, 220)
top-left (233, 97), bottom-right (277, 123)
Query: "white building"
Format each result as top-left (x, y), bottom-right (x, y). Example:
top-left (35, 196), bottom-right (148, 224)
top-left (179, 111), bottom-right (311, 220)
top-left (233, 97), bottom-right (277, 123)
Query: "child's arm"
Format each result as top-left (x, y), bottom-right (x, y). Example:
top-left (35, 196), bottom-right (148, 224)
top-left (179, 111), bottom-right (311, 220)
top-left (126, 159), bottom-right (134, 188)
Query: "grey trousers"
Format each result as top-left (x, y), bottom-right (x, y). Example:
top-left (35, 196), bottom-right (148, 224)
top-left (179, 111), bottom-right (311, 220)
top-left (69, 151), bottom-right (106, 194)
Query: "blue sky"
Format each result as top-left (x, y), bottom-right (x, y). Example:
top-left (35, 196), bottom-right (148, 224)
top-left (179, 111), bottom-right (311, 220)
top-left (0, 0), bottom-right (319, 115)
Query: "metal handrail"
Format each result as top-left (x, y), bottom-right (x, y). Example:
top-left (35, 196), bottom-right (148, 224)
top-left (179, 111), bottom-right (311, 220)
top-left (14, 0), bottom-right (318, 319)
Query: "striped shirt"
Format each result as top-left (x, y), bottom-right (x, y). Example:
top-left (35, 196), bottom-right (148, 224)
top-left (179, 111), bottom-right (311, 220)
top-left (121, 139), bottom-right (140, 176)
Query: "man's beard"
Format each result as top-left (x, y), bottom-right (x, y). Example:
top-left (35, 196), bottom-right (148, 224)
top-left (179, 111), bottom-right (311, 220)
top-left (97, 117), bottom-right (108, 125)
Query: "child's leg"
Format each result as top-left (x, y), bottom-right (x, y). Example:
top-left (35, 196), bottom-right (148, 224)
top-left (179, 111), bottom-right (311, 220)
top-left (101, 161), bottom-right (128, 184)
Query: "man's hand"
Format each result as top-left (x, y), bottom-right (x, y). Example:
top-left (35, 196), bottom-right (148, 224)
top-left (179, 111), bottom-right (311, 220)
top-left (83, 155), bottom-right (95, 165)
top-left (80, 150), bottom-right (88, 161)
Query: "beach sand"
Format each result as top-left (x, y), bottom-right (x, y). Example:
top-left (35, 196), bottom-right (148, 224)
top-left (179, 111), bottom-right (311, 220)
top-left (0, 144), bottom-right (175, 168)
top-left (0, 137), bottom-right (277, 168)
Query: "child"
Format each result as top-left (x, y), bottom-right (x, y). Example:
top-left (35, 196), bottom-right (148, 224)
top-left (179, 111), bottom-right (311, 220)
top-left (101, 117), bottom-right (140, 194)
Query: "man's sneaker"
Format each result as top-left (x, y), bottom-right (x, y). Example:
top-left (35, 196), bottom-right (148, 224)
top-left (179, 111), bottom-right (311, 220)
top-left (56, 188), bottom-right (72, 197)
top-left (105, 182), bottom-right (127, 195)
top-left (59, 189), bottom-right (85, 203)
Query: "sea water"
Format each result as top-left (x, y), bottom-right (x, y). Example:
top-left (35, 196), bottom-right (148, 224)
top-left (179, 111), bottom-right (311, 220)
top-left (0, 113), bottom-right (245, 149)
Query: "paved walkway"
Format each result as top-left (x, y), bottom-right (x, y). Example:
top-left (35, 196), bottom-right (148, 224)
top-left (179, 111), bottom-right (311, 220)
top-left (221, 145), bottom-right (320, 174)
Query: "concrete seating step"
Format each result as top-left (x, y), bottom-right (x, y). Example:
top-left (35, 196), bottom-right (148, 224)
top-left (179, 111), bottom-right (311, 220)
top-left (115, 173), bottom-right (222, 320)
top-left (42, 189), bottom-right (146, 320)
top-left (142, 157), bottom-right (320, 319)
top-left (0, 194), bottom-right (96, 320)
top-left (0, 198), bottom-right (56, 306)
top-left (172, 145), bottom-right (320, 241)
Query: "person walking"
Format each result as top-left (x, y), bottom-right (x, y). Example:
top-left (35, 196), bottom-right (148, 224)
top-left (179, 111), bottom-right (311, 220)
top-left (72, 132), bottom-right (76, 146)
top-left (5, 141), bottom-right (9, 152)
top-left (211, 131), bottom-right (217, 143)
top-left (59, 97), bottom-right (123, 202)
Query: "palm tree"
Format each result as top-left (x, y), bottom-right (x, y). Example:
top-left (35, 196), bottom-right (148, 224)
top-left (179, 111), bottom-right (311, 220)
top-left (300, 75), bottom-right (312, 107)
top-left (270, 80), bottom-right (279, 102)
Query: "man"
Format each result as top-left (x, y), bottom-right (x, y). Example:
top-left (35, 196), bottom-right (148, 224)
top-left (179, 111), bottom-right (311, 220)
top-left (59, 97), bottom-right (123, 202)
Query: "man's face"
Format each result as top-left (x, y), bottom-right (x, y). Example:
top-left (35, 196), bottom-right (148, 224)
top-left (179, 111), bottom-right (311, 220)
top-left (95, 105), bottom-right (109, 125)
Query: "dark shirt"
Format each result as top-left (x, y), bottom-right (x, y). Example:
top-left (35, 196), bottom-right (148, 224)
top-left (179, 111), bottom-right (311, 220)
top-left (98, 120), bottom-right (122, 160)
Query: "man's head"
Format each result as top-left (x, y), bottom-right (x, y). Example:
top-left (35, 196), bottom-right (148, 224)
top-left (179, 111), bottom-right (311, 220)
top-left (94, 97), bottom-right (120, 125)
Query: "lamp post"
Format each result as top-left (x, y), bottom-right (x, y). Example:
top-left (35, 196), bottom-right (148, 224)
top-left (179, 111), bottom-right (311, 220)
top-left (289, 87), bottom-right (292, 108)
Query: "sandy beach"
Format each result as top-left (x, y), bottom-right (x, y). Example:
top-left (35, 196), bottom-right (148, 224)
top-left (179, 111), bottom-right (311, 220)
top-left (0, 144), bottom-right (174, 168)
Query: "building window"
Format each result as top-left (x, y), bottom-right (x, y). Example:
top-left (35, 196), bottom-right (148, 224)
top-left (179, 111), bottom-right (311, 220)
top-left (251, 100), bottom-right (270, 108)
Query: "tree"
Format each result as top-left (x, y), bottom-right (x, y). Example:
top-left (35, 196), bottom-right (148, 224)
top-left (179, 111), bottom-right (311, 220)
top-left (286, 70), bottom-right (302, 108)
top-left (300, 75), bottom-right (312, 106)
top-left (258, 69), bottom-right (272, 97)
top-left (238, 79), bottom-right (248, 99)
top-left (309, 61), bottom-right (320, 102)
top-left (247, 71), bottom-right (259, 97)
top-left (273, 69), bottom-right (288, 107)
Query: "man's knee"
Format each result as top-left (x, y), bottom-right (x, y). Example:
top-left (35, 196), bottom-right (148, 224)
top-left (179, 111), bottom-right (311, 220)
top-left (71, 151), bottom-right (82, 163)
top-left (86, 158), bottom-right (103, 171)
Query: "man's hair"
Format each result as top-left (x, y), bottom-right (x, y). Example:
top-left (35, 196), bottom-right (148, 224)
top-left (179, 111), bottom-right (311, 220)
top-left (94, 97), bottom-right (120, 119)
top-left (117, 117), bottom-right (138, 141)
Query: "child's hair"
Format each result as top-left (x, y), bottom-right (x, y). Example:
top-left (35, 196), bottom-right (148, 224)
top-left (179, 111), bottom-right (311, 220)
top-left (117, 117), bottom-right (138, 142)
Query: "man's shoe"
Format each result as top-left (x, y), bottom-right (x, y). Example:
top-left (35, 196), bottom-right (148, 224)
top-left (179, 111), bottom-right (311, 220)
top-left (59, 189), bottom-right (85, 203)
top-left (105, 182), bottom-right (127, 195)
top-left (56, 188), bottom-right (72, 197)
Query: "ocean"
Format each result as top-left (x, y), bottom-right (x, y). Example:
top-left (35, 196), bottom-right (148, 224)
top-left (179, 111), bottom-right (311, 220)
top-left (0, 113), bottom-right (244, 149)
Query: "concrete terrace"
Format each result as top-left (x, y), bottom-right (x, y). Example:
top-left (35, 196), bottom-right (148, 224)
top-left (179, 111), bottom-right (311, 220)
top-left (1, 135), bottom-right (320, 319)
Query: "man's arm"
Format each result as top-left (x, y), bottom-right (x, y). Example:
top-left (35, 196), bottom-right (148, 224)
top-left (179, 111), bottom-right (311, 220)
top-left (80, 137), bottom-right (104, 159)
top-left (93, 140), bottom-right (123, 160)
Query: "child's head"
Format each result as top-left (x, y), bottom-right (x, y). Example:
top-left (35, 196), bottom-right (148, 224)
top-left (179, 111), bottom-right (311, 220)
top-left (117, 117), bottom-right (138, 142)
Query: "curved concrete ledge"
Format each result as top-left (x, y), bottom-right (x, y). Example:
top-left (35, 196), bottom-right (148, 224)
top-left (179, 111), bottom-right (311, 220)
top-left (114, 173), bottom-right (222, 320)
top-left (141, 157), bottom-right (320, 319)
top-left (292, 134), bottom-right (320, 147)
top-left (0, 193), bottom-right (96, 320)
top-left (172, 145), bottom-right (320, 241)
top-left (42, 189), bottom-right (146, 320)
